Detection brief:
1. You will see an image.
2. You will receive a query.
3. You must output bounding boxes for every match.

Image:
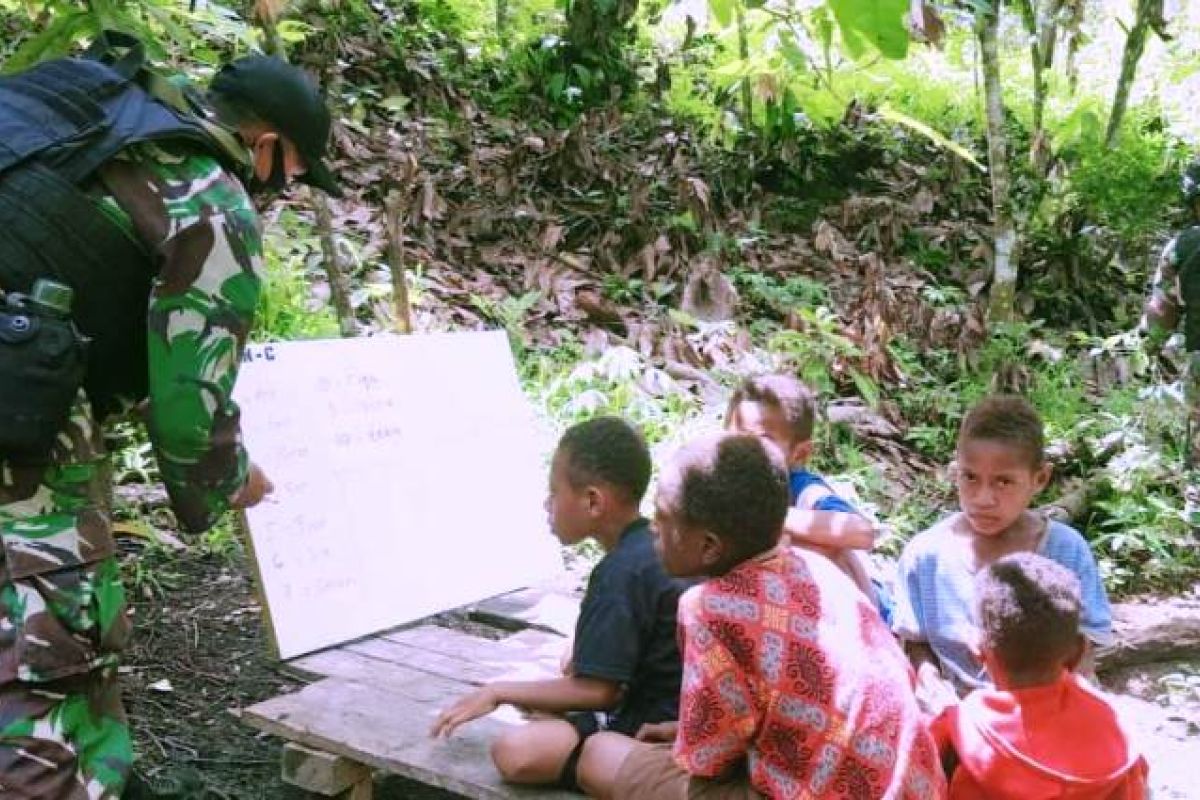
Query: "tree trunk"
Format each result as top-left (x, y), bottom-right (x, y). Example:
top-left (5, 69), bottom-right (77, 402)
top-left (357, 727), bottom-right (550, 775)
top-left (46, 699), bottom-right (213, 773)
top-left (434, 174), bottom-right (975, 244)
top-left (496, 0), bottom-right (507, 45)
top-left (1012, 0), bottom-right (1046, 142)
top-left (384, 191), bottom-right (414, 334)
top-left (314, 196), bottom-right (358, 338)
top-left (567, 0), bottom-right (639, 60)
top-left (256, 8), bottom-right (357, 338)
top-left (1104, 0), bottom-right (1161, 148)
top-left (736, 2), bottom-right (752, 126)
top-left (1062, 0), bottom-right (1084, 95)
top-left (977, 5), bottom-right (1018, 323)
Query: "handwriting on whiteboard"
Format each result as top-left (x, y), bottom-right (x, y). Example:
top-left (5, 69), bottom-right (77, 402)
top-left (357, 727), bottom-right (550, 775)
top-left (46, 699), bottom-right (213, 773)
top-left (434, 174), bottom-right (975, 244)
top-left (234, 332), bottom-right (563, 659)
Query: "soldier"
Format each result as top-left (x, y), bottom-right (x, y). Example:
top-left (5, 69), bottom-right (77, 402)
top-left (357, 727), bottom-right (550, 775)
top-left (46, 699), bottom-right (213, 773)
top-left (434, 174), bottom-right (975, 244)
top-left (1138, 159), bottom-right (1200, 521)
top-left (0, 37), bottom-right (339, 798)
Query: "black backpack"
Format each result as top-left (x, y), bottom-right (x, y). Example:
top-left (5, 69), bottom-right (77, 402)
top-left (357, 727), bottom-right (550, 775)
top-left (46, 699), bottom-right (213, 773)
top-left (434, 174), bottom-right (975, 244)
top-left (0, 32), bottom-right (250, 427)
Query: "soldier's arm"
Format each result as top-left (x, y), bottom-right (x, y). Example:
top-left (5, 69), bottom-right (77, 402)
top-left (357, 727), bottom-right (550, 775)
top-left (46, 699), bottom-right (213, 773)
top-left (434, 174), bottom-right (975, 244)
top-left (1139, 238), bottom-right (1183, 355)
top-left (123, 152), bottom-right (265, 533)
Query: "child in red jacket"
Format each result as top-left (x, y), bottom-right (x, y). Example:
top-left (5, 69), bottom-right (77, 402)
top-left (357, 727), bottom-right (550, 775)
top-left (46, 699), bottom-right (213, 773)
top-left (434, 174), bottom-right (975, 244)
top-left (932, 552), bottom-right (1148, 799)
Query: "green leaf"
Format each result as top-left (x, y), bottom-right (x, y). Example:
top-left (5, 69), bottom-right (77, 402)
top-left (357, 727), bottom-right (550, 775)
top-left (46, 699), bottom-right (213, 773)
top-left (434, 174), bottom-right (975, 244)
top-left (712, 58), bottom-right (751, 78)
top-left (277, 20), bottom-right (315, 43)
top-left (878, 104), bottom-right (986, 171)
top-left (779, 30), bottom-right (808, 70)
top-left (826, 0), bottom-right (910, 60)
top-left (3, 11), bottom-right (94, 73)
top-left (850, 370), bottom-right (880, 409)
top-left (379, 95), bottom-right (411, 113)
top-left (709, 0), bottom-right (735, 28)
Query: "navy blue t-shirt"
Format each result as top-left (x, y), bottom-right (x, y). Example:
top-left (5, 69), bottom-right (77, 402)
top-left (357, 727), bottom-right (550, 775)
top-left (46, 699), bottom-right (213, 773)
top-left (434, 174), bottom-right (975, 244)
top-left (572, 518), bottom-right (688, 735)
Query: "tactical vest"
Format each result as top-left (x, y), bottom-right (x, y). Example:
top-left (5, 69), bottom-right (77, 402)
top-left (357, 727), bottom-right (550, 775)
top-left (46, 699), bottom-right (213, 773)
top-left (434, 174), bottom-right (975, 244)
top-left (1175, 227), bottom-right (1200, 352)
top-left (0, 34), bottom-right (250, 418)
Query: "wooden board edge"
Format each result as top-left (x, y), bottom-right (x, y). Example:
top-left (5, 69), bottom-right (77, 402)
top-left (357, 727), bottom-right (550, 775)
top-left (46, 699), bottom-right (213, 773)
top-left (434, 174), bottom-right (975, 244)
top-left (234, 508), bottom-right (282, 661)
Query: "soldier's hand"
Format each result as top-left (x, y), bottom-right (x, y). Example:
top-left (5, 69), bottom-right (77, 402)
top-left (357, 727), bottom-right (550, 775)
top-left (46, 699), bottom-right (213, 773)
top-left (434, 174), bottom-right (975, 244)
top-left (231, 462), bottom-right (274, 509)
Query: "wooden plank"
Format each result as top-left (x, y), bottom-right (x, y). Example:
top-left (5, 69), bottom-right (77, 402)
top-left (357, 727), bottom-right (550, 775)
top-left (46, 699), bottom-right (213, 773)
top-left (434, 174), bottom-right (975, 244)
top-left (244, 678), bottom-right (579, 800)
top-left (469, 587), bottom-right (581, 636)
top-left (282, 742), bottom-right (371, 794)
top-left (385, 625), bottom-right (565, 663)
top-left (289, 649), bottom-right (455, 702)
top-left (366, 626), bottom-right (564, 685)
top-left (346, 636), bottom-right (500, 686)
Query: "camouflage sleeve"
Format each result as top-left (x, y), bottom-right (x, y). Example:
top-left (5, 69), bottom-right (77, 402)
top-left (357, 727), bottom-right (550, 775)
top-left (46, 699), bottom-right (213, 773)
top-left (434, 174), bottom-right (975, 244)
top-left (1139, 237), bottom-right (1183, 353)
top-left (109, 144), bottom-right (263, 532)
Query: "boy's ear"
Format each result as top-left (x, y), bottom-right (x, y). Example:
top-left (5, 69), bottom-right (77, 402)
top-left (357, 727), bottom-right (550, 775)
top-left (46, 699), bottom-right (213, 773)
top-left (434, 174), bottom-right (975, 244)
top-left (1063, 633), bottom-right (1087, 672)
top-left (1033, 461), bottom-right (1053, 492)
top-left (699, 530), bottom-right (725, 570)
top-left (584, 485), bottom-right (606, 517)
top-left (788, 439), bottom-right (813, 465)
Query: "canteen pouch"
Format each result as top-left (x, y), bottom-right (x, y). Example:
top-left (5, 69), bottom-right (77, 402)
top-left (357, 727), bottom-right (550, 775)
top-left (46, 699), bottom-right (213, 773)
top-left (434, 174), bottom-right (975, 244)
top-left (0, 299), bottom-right (89, 464)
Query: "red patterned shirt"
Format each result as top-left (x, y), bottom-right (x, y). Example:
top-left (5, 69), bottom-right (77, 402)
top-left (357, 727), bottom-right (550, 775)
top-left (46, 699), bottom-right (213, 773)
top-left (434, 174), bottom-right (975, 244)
top-left (672, 547), bottom-right (946, 799)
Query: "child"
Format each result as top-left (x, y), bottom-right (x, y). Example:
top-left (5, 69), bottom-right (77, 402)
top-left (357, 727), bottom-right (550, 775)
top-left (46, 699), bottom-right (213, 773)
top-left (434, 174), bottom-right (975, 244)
top-left (430, 416), bottom-right (688, 792)
top-left (894, 395), bottom-right (1113, 702)
top-left (932, 552), bottom-right (1148, 798)
top-left (576, 433), bottom-right (945, 800)
top-left (725, 374), bottom-right (885, 616)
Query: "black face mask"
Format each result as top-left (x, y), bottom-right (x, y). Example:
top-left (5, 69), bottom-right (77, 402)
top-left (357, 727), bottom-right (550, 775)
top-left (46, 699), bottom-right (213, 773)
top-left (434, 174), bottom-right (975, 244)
top-left (248, 140), bottom-right (288, 197)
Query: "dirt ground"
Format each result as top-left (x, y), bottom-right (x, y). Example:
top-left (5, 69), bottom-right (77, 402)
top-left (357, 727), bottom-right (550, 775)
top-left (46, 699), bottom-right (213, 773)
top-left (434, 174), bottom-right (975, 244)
top-left (119, 539), bottom-right (1200, 799)
top-left (120, 540), bottom-right (458, 799)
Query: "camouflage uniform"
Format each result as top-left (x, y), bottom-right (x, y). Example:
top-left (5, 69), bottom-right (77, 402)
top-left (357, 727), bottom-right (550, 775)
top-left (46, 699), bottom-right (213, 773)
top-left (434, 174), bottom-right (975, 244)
top-left (0, 141), bottom-right (262, 798)
top-left (1139, 231), bottom-right (1200, 468)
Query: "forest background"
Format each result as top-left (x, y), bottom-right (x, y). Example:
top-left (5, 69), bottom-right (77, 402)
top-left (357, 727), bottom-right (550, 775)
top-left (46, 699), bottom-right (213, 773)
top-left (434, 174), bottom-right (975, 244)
top-left (2, 0), bottom-right (1199, 795)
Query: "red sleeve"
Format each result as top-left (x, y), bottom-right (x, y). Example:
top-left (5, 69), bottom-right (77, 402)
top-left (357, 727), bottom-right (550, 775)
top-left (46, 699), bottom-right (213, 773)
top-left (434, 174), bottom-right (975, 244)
top-left (671, 589), bottom-right (758, 778)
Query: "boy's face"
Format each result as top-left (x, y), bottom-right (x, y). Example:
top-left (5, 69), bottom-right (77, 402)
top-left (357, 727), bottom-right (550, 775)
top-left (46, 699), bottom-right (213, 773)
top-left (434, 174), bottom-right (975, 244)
top-left (955, 438), bottom-right (1050, 537)
top-left (651, 469), bottom-right (721, 577)
top-left (545, 449), bottom-right (593, 546)
top-left (727, 400), bottom-right (811, 467)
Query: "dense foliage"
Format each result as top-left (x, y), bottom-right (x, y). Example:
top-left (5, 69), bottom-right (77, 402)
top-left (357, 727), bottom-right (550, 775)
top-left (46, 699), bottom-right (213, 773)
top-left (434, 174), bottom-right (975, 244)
top-left (4, 0), bottom-right (1199, 594)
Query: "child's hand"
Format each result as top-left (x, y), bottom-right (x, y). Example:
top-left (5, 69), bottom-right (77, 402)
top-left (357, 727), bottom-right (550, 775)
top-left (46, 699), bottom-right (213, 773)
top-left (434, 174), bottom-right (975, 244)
top-left (430, 687), bottom-right (499, 739)
top-left (560, 638), bottom-right (574, 676)
top-left (635, 721), bottom-right (679, 743)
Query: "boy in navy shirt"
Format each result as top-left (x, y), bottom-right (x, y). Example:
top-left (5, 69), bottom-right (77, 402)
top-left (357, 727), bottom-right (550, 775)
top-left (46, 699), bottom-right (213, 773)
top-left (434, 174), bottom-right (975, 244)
top-left (726, 373), bottom-right (889, 618)
top-left (431, 417), bottom-right (687, 792)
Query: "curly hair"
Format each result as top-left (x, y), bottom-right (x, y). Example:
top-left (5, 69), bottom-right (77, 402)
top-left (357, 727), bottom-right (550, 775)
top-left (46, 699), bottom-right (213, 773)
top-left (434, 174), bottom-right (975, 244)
top-left (726, 374), bottom-right (816, 443)
top-left (976, 552), bottom-right (1081, 675)
top-left (557, 416), bottom-right (652, 504)
top-left (670, 432), bottom-right (789, 559)
top-left (959, 394), bottom-right (1045, 468)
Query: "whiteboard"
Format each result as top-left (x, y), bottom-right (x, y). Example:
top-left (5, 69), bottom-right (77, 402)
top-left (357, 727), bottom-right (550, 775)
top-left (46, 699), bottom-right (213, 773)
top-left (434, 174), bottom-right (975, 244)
top-left (232, 331), bottom-right (562, 659)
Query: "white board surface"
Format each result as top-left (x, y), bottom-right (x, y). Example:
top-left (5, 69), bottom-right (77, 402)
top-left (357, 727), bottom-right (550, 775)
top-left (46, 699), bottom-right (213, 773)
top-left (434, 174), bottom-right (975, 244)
top-left (233, 331), bottom-right (562, 659)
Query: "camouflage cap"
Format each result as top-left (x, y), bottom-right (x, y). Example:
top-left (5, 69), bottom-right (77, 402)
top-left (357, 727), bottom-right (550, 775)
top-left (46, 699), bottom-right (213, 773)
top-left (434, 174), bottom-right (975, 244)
top-left (211, 55), bottom-right (342, 197)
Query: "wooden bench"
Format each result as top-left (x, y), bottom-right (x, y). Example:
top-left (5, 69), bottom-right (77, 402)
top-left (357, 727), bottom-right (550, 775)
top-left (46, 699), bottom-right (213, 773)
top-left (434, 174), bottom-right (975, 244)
top-left (242, 587), bottom-right (584, 799)
top-left (243, 578), bottom-right (1200, 799)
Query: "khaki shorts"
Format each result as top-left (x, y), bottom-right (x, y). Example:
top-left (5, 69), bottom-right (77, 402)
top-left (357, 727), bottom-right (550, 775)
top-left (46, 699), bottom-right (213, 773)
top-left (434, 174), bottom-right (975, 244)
top-left (613, 743), bottom-right (762, 800)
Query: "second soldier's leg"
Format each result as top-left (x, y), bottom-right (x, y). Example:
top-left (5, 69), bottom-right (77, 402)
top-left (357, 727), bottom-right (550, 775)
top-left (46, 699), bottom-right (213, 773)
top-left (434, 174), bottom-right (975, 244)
top-left (0, 393), bottom-right (132, 797)
top-left (0, 668), bottom-right (130, 799)
top-left (1185, 353), bottom-right (1200, 531)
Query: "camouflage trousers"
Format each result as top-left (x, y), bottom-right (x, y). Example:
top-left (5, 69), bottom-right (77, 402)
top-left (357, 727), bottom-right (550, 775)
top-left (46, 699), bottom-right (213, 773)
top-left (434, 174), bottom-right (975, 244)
top-left (0, 393), bottom-right (132, 798)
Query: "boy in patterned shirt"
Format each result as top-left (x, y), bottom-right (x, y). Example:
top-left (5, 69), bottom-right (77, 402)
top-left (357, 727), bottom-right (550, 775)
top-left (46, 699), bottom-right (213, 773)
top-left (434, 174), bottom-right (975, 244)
top-left (576, 433), bottom-right (944, 800)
